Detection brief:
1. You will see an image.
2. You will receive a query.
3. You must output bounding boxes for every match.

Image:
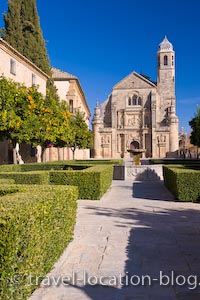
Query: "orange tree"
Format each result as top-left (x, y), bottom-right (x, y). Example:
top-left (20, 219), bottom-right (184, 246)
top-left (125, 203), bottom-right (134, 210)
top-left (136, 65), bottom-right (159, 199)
top-left (67, 111), bottom-right (93, 160)
top-left (0, 78), bottom-right (26, 144)
top-left (0, 77), bottom-right (72, 162)
top-left (52, 99), bottom-right (73, 148)
top-left (13, 85), bottom-right (73, 159)
top-left (20, 88), bottom-right (71, 146)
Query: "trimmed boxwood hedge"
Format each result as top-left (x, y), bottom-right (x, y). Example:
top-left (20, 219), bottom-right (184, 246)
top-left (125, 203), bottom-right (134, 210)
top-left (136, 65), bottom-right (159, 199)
top-left (50, 165), bottom-right (113, 199)
top-left (0, 178), bottom-right (15, 185)
top-left (0, 171), bottom-right (49, 185)
top-left (0, 185), bottom-right (20, 196)
top-left (0, 162), bottom-right (65, 172)
top-left (163, 165), bottom-right (200, 202)
top-left (74, 159), bottom-right (123, 165)
top-left (0, 165), bottom-right (113, 199)
top-left (0, 184), bottom-right (78, 300)
top-left (0, 159), bottom-right (123, 173)
top-left (150, 158), bottom-right (200, 165)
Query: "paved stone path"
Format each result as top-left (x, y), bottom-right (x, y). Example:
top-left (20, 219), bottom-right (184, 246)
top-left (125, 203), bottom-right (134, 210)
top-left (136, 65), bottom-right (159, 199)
top-left (30, 180), bottom-right (200, 300)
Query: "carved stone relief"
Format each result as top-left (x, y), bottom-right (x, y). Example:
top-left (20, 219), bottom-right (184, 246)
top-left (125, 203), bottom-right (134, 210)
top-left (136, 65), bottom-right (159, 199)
top-left (101, 135), bottom-right (110, 144)
top-left (157, 134), bottom-right (166, 143)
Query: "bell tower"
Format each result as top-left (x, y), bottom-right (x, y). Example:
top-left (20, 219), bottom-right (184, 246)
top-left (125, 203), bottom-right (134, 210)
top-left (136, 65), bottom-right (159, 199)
top-left (157, 36), bottom-right (179, 154)
top-left (157, 36), bottom-right (175, 101)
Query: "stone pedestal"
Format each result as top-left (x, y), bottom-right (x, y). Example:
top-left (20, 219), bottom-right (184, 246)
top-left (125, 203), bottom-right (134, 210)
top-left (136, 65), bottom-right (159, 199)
top-left (113, 165), bottom-right (125, 180)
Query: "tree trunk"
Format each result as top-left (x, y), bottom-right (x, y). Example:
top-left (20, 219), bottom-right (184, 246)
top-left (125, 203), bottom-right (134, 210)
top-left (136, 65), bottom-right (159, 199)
top-left (13, 146), bottom-right (17, 164)
top-left (72, 148), bottom-right (76, 160)
top-left (57, 147), bottom-right (62, 161)
top-left (41, 146), bottom-right (46, 162)
top-left (36, 145), bottom-right (42, 163)
top-left (13, 142), bottom-right (24, 164)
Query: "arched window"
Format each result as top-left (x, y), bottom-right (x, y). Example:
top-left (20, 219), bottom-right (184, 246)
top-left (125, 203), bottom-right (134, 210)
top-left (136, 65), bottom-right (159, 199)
top-left (128, 97), bottom-right (131, 106)
top-left (69, 99), bottom-right (73, 113)
top-left (164, 55), bottom-right (168, 66)
top-left (138, 97), bottom-right (142, 106)
top-left (132, 95), bottom-right (137, 105)
top-left (172, 55), bottom-right (174, 66)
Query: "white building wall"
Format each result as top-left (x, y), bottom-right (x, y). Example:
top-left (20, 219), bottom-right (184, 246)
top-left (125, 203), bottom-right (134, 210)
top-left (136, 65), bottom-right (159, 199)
top-left (53, 80), bottom-right (70, 101)
top-left (0, 39), bottom-right (48, 95)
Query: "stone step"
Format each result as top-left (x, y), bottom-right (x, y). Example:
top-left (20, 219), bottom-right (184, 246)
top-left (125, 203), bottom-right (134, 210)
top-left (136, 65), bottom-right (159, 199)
top-left (125, 165), bottom-right (163, 181)
top-left (113, 165), bottom-right (163, 181)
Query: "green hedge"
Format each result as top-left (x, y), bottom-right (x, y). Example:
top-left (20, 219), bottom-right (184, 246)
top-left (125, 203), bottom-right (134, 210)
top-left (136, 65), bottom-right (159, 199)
top-left (0, 184), bottom-right (78, 300)
top-left (50, 165), bottom-right (113, 199)
top-left (0, 166), bottom-right (113, 199)
top-left (0, 163), bottom-right (114, 199)
top-left (0, 159), bottom-right (122, 173)
top-left (0, 185), bottom-right (20, 196)
top-left (0, 162), bottom-right (82, 172)
top-left (0, 162), bottom-right (65, 172)
top-left (150, 159), bottom-right (200, 165)
top-left (74, 159), bottom-right (123, 165)
top-left (0, 171), bottom-right (49, 184)
top-left (0, 178), bottom-right (15, 185)
top-left (163, 165), bottom-right (200, 201)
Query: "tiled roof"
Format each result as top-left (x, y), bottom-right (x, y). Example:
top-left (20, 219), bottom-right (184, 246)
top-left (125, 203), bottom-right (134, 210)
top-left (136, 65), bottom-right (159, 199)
top-left (52, 67), bottom-right (77, 79)
top-left (139, 73), bottom-right (157, 85)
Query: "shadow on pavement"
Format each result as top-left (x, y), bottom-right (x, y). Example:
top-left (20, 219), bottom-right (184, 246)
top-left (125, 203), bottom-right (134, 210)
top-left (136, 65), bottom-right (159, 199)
top-left (68, 205), bottom-right (200, 299)
top-left (132, 181), bottom-right (175, 201)
top-left (31, 182), bottom-right (200, 300)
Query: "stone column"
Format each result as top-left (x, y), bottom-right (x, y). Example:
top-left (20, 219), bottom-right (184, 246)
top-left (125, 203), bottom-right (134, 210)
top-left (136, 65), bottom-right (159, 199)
top-left (111, 104), bottom-right (116, 128)
top-left (151, 92), bottom-right (157, 157)
top-left (120, 134), bottom-right (125, 158)
top-left (92, 101), bottom-right (103, 158)
top-left (169, 101), bottom-right (179, 153)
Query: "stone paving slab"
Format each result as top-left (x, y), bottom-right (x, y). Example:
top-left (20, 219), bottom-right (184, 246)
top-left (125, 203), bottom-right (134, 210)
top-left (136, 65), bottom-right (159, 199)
top-left (30, 180), bottom-right (200, 300)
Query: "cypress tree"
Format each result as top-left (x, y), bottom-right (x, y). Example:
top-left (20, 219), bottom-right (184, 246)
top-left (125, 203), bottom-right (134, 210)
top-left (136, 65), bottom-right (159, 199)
top-left (1, 0), bottom-right (24, 54)
top-left (1, 0), bottom-right (59, 99)
top-left (1, 0), bottom-right (51, 75)
top-left (20, 0), bottom-right (51, 75)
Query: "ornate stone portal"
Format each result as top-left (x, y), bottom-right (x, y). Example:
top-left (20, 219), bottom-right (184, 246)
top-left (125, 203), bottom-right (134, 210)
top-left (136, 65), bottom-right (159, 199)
top-left (92, 37), bottom-right (179, 158)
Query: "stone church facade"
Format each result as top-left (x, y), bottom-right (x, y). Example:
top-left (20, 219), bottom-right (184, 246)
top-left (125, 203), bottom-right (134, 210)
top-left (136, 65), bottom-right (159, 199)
top-left (92, 37), bottom-right (179, 159)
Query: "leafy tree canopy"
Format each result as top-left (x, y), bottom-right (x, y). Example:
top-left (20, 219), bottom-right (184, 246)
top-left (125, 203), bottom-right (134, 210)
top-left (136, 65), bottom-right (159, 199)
top-left (0, 78), bottom-right (92, 163)
top-left (67, 111), bottom-right (93, 159)
top-left (189, 107), bottom-right (200, 148)
top-left (0, 77), bottom-right (71, 148)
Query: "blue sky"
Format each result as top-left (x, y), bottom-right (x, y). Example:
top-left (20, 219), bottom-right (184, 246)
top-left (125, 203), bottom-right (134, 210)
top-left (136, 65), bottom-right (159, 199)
top-left (1, 0), bottom-right (200, 132)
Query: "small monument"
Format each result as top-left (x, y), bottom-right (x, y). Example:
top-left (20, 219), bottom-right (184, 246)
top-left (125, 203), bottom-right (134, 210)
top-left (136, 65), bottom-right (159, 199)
top-left (127, 149), bottom-right (146, 165)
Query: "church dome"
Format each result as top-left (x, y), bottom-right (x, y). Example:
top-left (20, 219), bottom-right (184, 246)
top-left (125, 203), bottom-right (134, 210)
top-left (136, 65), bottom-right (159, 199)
top-left (158, 36), bottom-right (173, 52)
